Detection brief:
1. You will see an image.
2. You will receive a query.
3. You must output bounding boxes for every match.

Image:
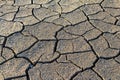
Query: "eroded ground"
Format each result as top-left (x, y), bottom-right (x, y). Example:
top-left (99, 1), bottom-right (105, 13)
top-left (0, 0), bottom-right (120, 80)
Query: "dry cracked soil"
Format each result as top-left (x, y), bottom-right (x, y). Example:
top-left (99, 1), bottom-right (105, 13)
top-left (0, 0), bottom-right (120, 80)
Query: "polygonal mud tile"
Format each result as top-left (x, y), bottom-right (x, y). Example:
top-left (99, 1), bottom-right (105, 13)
top-left (103, 33), bottom-right (120, 49)
top-left (73, 69), bottom-right (102, 80)
top-left (14, 0), bottom-right (31, 5)
top-left (28, 62), bottom-right (80, 80)
top-left (57, 36), bottom-right (91, 54)
top-left (5, 33), bottom-right (36, 54)
top-left (81, 4), bottom-right (103, 15)
top-left (90, 20), bottom-right (120, 33)
top-left (22, 22), bottom-right (62, 40)
top-left (94, 59), bottom-right (120, 80)
top-left (33, 7), bottom-right (58, 21)
top-left (64, 21), bottom-right (94, 35)
top-left (90, 36), bottom-right (119, 58)
top-left (18, 41), bottom-right (59, 63)
top-left (102, 0), bottom-right (120, 8)
top-left (67, 51), bottom-right (97, 69)
top-left (61, 9), bottom-right (87, 24)
top-left (0, 58), bottom-right (29, 79)
top-left (0, 20), bottom-right (23, 36)
top-left (88, 11), bottom-right (117, 24)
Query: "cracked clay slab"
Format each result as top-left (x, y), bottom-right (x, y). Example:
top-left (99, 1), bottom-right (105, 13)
top-left (0, 0), bottom-right (120, 80)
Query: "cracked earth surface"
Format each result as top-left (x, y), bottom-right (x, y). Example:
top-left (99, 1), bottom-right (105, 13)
top-left (0, 0), bottom-right (120, 80)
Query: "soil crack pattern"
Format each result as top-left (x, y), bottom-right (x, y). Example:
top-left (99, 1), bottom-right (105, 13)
top-left (0, 0), bottom-right (120, 80)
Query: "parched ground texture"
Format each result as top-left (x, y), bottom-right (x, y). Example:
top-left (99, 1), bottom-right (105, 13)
top-left (0, 0), bottom-right (120, 80)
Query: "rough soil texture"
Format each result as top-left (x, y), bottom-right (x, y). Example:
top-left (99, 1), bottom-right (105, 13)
top-left (0, 0), bottom-right (120, 80)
